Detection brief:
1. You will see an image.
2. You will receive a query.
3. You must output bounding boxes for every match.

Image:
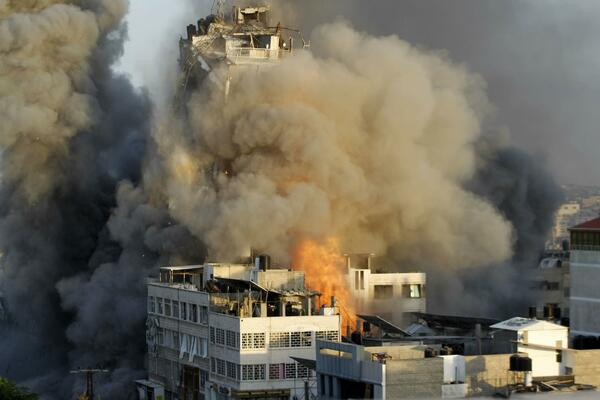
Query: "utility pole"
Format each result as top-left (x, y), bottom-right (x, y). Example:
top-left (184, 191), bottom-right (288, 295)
top-left (70, 368), bottom-right (109, 400)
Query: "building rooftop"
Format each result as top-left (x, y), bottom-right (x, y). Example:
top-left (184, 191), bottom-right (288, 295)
top-left (569, 216), bottom-right (600, 231)
top-left (491, 317), bottom-right (567, 332)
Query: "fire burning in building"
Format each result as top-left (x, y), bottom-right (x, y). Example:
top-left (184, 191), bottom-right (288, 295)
top-left (292, 237), bottom-right (357, 329)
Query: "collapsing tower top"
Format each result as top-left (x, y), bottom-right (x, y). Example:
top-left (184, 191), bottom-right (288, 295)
top-left (178, 3), bottom-right (308, 95)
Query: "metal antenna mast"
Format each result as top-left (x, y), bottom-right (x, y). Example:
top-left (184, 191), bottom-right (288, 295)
top-left (70, 368), bottom-right (110, 400)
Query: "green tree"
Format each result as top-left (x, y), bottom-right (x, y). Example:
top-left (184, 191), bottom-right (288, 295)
top-left (0, 377), bottom-right (38, 400)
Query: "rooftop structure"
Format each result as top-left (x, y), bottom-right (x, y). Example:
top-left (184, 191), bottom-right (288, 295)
top-left (533, 250), bottom-right (570, 324)
top-left (178, 4), bottom-right (307, 98)
top-left (345, 254), bottom-right (426, 328)
top-left (316, 316), bottom-right (598, 399)
top-left (138, 256), bottom-right (341, 400)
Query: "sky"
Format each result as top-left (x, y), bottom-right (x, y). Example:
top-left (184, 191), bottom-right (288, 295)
top-left (117, 0), bottom-right (600, 186)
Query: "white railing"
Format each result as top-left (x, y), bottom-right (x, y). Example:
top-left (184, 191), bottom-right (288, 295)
top-left (227, 47), bottom-right (288, 63)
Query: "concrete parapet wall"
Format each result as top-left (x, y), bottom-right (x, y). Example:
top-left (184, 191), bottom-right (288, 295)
top-left (385, 358), bottom-right (443, 399)
top-left (464, 354), bottom-right (514, 397)
top-left (570, 349), bottom-right (600, 387)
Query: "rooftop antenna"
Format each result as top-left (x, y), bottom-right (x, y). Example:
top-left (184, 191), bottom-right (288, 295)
top-left (70, 367), bottom-right (110, 400)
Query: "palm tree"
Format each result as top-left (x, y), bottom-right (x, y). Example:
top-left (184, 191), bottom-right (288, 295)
top-left (0, 377), bottom-right (38, 400)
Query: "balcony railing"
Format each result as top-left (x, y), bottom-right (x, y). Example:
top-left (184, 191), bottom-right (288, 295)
top-left (226, 47), bottom-right (288, 63)
top-left (570, 244), bottom-right (600, 251)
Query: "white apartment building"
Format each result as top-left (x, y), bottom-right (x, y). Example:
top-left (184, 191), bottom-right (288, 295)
top-left (345, 254), bottom-right (426, 328)
top-left (569, 216), bottom-right (600, 337)
top-left (137, 257), bottom-right (341, 400)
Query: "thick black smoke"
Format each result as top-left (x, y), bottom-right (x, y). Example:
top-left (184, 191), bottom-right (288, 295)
top-left (0, 1), bottom-right (158, 398)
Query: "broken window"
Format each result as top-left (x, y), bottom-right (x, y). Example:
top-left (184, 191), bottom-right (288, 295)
top-left (374, 285), bottom-right (393, 299)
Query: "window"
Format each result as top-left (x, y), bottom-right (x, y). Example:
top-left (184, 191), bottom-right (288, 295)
top-left (269, 363), bottom-right (284, 380)
top-left (148, 296), bottom-right (155, 313)
top-left (409, 284), bottom-right (422, 298)
top-left (254, 364), bottom-right (265, 380)
top-left (211, 358), bottom-right (216, 373)
top-left (374, 285), bottom-right (393, 299)
top-left (291, 332), bottom-right (301, 347)
top-left (226, 361), bottom-right (238, 380)
top-left (301, 331), bottom-right (312, 347)
top-left (241, 333), bottom-right (265, 349)
top-left (241, 365), bottom-right (265, 381)
top-left (199, 306), bottom-right (208, 324)
top-left (157, 327), bottom-right (164, 345)
top-left (297, 364), bottom-right (309, 378)
top-left (210, 327), bottom-right (215, 344)
top-left (269, 332), bottom-right (290, 348)
top-left (164, 299), bottom-right (171, 317)
top-left (157, 297), bottom-right (164, 314)
top-left (546, 282), bottom-right (560, 291)
top-left (198, 337), bottom-right (208, 357)
top-left (181, 302), bottom-right (187, 320)
top-left (216, 328), bottom-right (225, 345)
top-left (316, 330), bottom-right (339, 341)
top-left (253, 332), bottom-right (265, 348)
top-left (320, 375), bottom-right (326, 395)
top-left (172, 301), bottom-right (179, 319)
top-left (226, 330), bottom-right (237, 348)
top-left (172, 331), bottom-right (179, 349)
top-left (217, 359), bottom-right (226, 376)
top-left (360, 270), bottom-right (364, 290)
top-left (190, 304), bottom-right (198, 323)
top-left (285, 363), bottom-right (296, 379)
top-left (200, 370), bottom-right (207, 388)
top-left (241, 333), bottom-right (251, 349)
top-left (354, 271), bottom-right (359, 290)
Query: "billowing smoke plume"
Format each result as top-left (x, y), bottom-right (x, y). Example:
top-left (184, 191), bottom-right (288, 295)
top-left (0, 1), bottom-right (166, 398)
top-left (157, 22), bottom-right (515, 269)
top-left (0, 1), bottom-right (562, 398)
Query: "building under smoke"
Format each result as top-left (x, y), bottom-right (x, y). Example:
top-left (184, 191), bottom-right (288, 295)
top-left (137, 256), bottom-right (341, 400)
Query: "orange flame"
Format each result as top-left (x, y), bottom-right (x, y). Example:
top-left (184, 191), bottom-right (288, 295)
top-left (292, 237), bottom-right (356, 331)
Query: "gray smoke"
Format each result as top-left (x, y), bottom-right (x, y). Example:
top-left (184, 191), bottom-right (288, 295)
top-left (0, 1), bottom-right (566, 398)
top-left (275, 0), bottom-right (564, 317)
top-left (0, 1), bottom-right (164, 398)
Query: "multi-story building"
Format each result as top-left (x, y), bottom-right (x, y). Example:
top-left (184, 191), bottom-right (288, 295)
top-left (533, 250), bottom-right (570, 322)
top-left (569, 216), bottom-right (600, 337)
top-left (345, 254), bottom-right (426, 328)
top-left (137, 257), bottom-right (341, 400)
